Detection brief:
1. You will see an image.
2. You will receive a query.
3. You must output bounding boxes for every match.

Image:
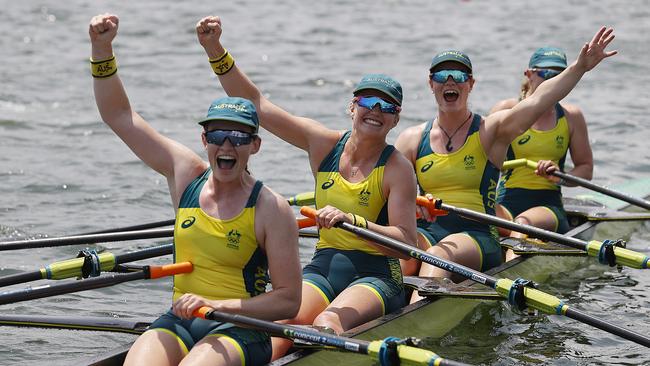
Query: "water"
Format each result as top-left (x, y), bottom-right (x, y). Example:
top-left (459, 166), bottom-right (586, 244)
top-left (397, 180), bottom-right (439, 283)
top-left (1, 0), bottom-right (649, 364)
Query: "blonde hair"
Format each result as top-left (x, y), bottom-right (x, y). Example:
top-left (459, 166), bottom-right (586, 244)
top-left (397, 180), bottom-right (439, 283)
top-left (518, 76), bottom-right (532, 101)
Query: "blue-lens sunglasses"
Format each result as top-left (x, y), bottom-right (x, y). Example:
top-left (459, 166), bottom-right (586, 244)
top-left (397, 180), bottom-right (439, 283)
top-left (205, 129), bottom-right (255, 146)
top-left (533, 68), bottom-right (562, 80)
top-left (430, 70), bottom-right (472, 84)
top-left (354, 96), bottom-right (401, 114)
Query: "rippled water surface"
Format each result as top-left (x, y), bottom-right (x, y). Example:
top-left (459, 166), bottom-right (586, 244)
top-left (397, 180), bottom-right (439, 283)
top-left (1, 0), bottom-right (649, 365)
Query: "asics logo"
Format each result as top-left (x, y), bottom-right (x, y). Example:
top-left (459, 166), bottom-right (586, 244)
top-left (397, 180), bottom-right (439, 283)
top-left (420, 161), bottom-right (434, 172)
top-left (181, 216), bottom-right (196, 229)
top-left (321, 179), bottom-right (335, 190)
top-left (517, 135), bottom-right (531, 145)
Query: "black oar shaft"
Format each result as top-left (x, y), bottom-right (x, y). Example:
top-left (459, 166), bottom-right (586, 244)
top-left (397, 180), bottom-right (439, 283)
top-left (554, 171), bottom-right (650, 210)
top-left (200, 309), bottom-right (467, 366)
top-left (565, 307), bottom-right (650, 347)
top-left (437, 202), bottom-right (588, 250)
top-left (0, 228), bottom-right (174, 251)
top-left (0, 272), bottom-right (42, 288)
top-left (0, 271), bottom-right (148, 305)
top-left (338, 222), bottom-right (499, 288)
top-left (114, 244), bottom-right (173, 263)
top-left (80, 219), bottom-right (176, 235)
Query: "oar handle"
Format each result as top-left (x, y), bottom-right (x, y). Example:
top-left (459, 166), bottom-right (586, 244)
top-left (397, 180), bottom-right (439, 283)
top-left (501, 158), bottom-right (538, 171)
top-left (287, 192), bottom-right (316, 206)
top-left (416, 196), bottom-right (449, 217)
top-left (300, 207), bottom-right (317, 220)
top-left (297, 217), bottom-right (316, 229)
top-left (148, 262), bottom-right (193, 279)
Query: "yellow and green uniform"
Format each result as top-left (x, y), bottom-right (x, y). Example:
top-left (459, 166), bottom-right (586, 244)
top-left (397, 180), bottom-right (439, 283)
top-left (497, 103), bottom-right (570, 233)
top-left (149, 168), bottom-right (271, 365)
top-left (303, 131), bottom-right (405, 314)
top-left (415, 114), bottom-right (502, 271)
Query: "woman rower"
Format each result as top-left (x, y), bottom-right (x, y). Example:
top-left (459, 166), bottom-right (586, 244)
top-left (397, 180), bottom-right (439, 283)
top-left (397, 28), bottom-right (616, 303)
top-left (89, 14), bottom-right (301, 366)
top-left (195, 15), bottom-right (418, 359)
top-left (490, 47), bottom-right (593, 244)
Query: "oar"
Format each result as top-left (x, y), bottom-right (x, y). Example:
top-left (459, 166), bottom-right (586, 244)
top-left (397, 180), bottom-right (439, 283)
top-left (79, 219), bottom-right (175, 235)
top-left (301, 207), bottom-right (650, 348)
top-left (0, 243), bottom-right (174, 288)
top-left (503, 159), bottom-right (650, 210)
top-left (0, 314), bottom-right (152, 334)
top-left (0, 218), bottom-right (317, 251)
top-left (0, 262), bottom-right (192, 305)
top-left (417, 197), bottom-right (649, 270)
top-left (193, 307), bottom-right (467, 366)
top-left (0, 228), bottom-right (174, 251)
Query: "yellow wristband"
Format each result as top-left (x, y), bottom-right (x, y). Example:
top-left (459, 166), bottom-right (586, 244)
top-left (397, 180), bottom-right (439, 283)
top-left (90, 55), bottom-right (117, 78)
top-left (209, 50), bottom-right (235, 75)
top-left (349, 213), bottom-right (368, 229)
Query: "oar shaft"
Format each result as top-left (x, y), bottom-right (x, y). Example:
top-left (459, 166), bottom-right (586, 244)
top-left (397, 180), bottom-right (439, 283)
top-left (0, 262), bottom-right (191, 305)
top-left (196, 308), bottom-right (465, 366)
top-left (437, 202), bottom-right (588, 250)
top-left (80, 219), bottom-right (176, 235)
top-left (564, 307), bottom-right (650, 347)
top-left (0, 272), bottom-right (42, 288)
top-left (0, 271), bottom-right (148, 305)
top-left (553, 171), bottom-right (650, 210)
top-left (0, 228), bottom-right (174, 251)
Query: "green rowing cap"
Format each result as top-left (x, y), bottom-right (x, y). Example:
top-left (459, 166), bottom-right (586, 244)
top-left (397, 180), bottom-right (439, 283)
top-left (197, 97), bottom-right (259, 134)
top-left (529, 47), bottom-right (567, 69)
top-left (430, 50), bottom-right (473, 73)
top-left (353, 74), bottom-right (403, 106)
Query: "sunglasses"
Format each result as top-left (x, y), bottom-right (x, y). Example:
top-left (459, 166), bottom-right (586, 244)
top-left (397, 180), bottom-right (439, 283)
top-left (204, 129), bottom-right (255, 146)
top-left (354, 96), bottom-right (401, 114)
top-left (430, 70), bottom-right (472, 84)
top-left (533, 68), bottom-right (562, 80)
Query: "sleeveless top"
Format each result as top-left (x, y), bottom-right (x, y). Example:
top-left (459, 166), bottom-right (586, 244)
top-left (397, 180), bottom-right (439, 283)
top-left (498, 103), bottom-right (570, 191)
top-left (315, 131), bottom-right (394, 255)
top-left (414, 114), bottom-right (500, 232)
top-left (173, 168), bottom-right (268, 301)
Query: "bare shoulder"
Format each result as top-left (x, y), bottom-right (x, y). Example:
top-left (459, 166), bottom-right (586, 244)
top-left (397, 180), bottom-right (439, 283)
top-left (560, 103), bottom-right (585, 119)
top-left (255, 184), bottom-right (295, 224)
top-left (489, 98), bottom-right (519, 114)
top-left (385, 148), bottom-right (417, 185)
top-left (395, 122), bottom-right (427, 159)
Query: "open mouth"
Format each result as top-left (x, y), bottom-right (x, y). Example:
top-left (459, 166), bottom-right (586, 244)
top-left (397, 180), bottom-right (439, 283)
top-left (443, 90), bottom-right (459, 102)
top-left (216, 155), bottom-right (236, 170)
top-left (363, 116), bottom-right (383, 127)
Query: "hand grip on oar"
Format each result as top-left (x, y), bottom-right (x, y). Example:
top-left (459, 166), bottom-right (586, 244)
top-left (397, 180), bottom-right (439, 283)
top-left (300, 204), bottom-right (650, 347)
top-left (149, 262), bottom-right (193, 279)
top-left (297, 217), bottom-right (316, 229)
top-left (502, 158), bottom-right (650, 211)
top-left (192, 306), bottom-right (468, 366)
top-left (416, 196), bottom-right (449, 218)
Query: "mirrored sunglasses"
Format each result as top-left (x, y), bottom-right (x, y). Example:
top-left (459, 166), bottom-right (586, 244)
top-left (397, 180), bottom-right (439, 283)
top-left (430, 70), bottom-right (472, 84)
top-left (354, 96), bottom-right (401, 114)
top-left (205, 129), bottom-right (255, 146)
top-left (534, 68), bottom-right (562, 80)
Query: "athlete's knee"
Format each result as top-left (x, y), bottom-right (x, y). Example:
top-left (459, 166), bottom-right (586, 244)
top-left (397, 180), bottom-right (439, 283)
top-left (312, 310), bottom-right (341, 333)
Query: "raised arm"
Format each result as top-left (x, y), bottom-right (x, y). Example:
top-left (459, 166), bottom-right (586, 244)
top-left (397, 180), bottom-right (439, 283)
top-left (195, 16), bottom-right (340, 167)
top-left (484, 27), bottom-right (616, 168)
top-left (90, 14), bottom-right (205, 203)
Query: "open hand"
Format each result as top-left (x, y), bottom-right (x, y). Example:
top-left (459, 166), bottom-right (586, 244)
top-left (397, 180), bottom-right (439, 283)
top-left (575, 27), bottom-right (617, 72)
